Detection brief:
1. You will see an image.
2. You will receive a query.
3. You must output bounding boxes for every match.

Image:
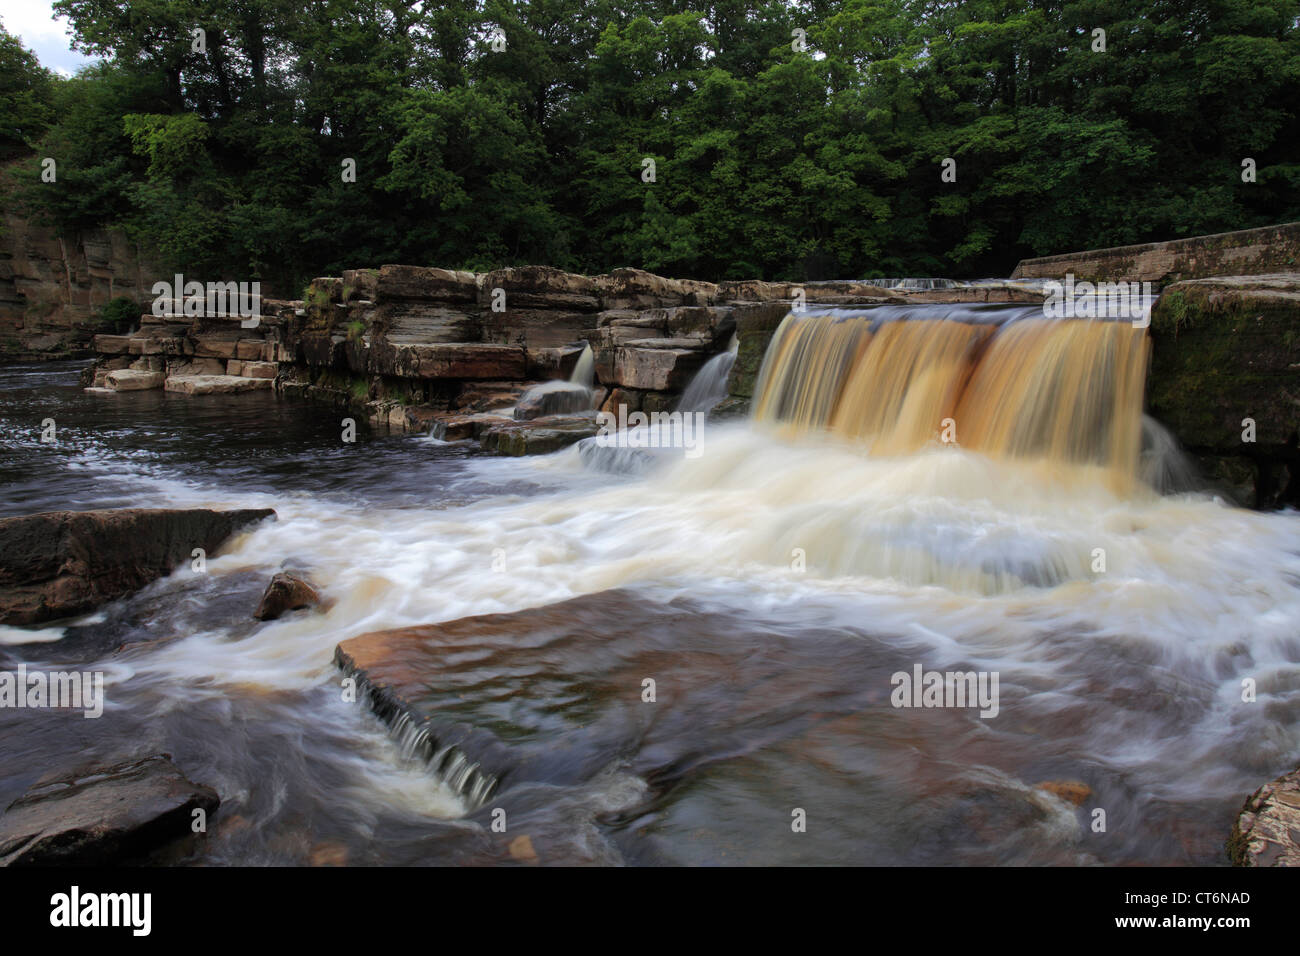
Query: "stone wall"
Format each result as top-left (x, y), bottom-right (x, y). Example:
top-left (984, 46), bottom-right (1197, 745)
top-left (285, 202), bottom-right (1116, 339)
top-left (1011, 222), bottom-right (1300, 285)
top-left (0, 213), bottom-right (162, 357)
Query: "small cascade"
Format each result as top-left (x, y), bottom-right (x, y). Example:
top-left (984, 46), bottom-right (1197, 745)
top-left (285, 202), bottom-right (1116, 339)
top-left (1139, 414), bottom-right (1203, 495)
top-left (514, 342), bottom-right (596, 420)
top-left (570, 342), bottom-right (595, 391)
top-left (578, 337), bottom-right (740, 475)
top-left (337, 652), bottom-right (499, 808)
top-left (676, 335), bottom-right (738, 414)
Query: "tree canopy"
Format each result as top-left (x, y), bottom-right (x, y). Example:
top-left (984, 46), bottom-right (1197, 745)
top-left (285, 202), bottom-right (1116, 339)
top-left (2, 0), bottom-right (1297, 290)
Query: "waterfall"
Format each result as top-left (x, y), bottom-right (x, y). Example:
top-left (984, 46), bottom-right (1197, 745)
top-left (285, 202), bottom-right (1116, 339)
top-left (752, 305), bottom-right (1151, 489)
top-left (569, 342), bottom-right (595, 391)
top-left (514, 342), bottom-right (595, 420)
top-left (676, 335), bottom-right (738, 414)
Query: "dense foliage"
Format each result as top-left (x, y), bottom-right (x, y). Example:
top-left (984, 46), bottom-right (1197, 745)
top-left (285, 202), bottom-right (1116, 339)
top-left (2, 0), bottom-right (1298, 290)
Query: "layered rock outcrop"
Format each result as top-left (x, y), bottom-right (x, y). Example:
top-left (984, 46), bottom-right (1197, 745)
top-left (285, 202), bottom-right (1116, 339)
top-left (0, 754), bottom-right (219, 865)
top-left (0, 508), bottom-right (276, 625)
top-left (82, 263), bottom-right (1036, 458)
top-left (0, 213), bottom-right (162, 357)
top-left (1229, 765), bottom-right (1300, 866)
top-left (71, 227), bottom-right (1300, 491)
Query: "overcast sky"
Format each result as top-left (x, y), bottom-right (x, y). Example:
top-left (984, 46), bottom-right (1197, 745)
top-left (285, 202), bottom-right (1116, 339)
top-left (1, 0), bottom-right (99, 76)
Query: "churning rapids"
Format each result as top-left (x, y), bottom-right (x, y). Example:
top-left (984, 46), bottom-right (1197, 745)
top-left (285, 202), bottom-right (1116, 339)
top-left (1, 302), bottom-right (1299, 865)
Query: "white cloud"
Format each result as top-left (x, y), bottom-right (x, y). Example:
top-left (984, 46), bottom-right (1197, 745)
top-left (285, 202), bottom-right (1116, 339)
top-left (0, 0), bottom-right (99, 74)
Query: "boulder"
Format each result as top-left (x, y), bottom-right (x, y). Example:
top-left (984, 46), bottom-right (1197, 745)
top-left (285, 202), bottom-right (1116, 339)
top-left (0, 508), bottom-right (275, 626)
top-left (104, 369), bottom-right (165, 391)
top-left (593, 311), bottom-right (668, 348)
top-left (726, 302), bottom-right (792, 400)
top-left (454, 381), bottom-right (529, 413)
top-left (340, 268), bottom-right (380, 300)
top-left (611, 346), bottom-right (706, 391)
top-left (897, 285), bottom-right (1045, 304)
top-left (253, 571), bottom-right (321, 621)
top-left (92, 334), bottom-right (132, 355)
top-left (1229, 766), bottom-right (1300, 866)
top-left (370, 342), bottom-right (527, 380)
top-left (0, 755), bottom-right (219, 866)
top-left (240, 361), bottom-right (278, 380)
top-left (86, 356), bottom-right (132, 387)
top-left (126, 335), bottom-right (168, 355)
top-left (481, 266), bottom-right (601, 312)
top-left (480, 416), bottom-right (600, 456)
top-left (431, 412), bottom-right (512, 441)
top-left (524, 345), bottom-right (587, 380)
top-left (192, 330), bottom-right (244, 358)
top-left (716, 279), bottom-right (797, 302)
top-left (1148, 274), bottom-right (1300, 507)
top-left (235, 338), bottom-right (268, 361)
top-left (513, 381), bottom-right (593, 420)
top-left (164, 375), bottom-right (274, 395)
top-left (167, 358), bottom-right (225, 378)
top-left (375, 265), bottom-right (479, 302)
top-left (374, 301), bottom-right (480, 344)
top-left (482, 308), bottom-right (593, 348)
top-left (594, 268), bottom-right (717, 309)
top-left (600, 387), bottom-right (643, 415)
top-left (430, 414), bottom-right (482, 441)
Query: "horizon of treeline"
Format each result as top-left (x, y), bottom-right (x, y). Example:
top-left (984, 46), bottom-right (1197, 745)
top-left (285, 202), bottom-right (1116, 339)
top-left (1, 0), bottom-right (1297, 297)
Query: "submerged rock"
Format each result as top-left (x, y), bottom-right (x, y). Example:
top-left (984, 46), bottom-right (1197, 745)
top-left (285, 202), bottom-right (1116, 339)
top-left (0, 508), bottom-right (276, 626)
top-left (480, 416), bottom-right (599, 456)
top-left (513, 380), bottom-right (593, 420)
top-left (1229, 765), bottom-right (1300, 866)
top-left (1036, 780), bottom-right (1092, 807)
top-left (0, 754), bottom-right (219, 865)
top-left (254, 571), bottom-right (321, 621)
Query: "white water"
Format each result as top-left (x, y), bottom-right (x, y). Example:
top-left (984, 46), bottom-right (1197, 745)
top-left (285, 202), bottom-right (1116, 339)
top-left (87, 426), bottom-right (1298, 717)
top-left (569, 342), bottom-right (595, 391)
top-left (676, 335), bottom-right (738, 414)
top-left (11, 373), bottom-right (1300, 857)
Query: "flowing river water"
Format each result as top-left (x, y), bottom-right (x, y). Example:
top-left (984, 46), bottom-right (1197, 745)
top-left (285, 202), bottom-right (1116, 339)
top-left (1, 312), bottom-right (1299, 864)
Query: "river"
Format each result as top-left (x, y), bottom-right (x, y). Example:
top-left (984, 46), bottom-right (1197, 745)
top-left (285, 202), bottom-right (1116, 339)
top-left (1, 356), bottom-right (1298, 865)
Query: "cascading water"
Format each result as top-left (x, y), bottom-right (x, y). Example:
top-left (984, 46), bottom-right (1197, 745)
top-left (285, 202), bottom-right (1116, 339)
top-left (569, 342), bottom-right (595, 392)
top-left (752, 305), bottom-right (1150, 490)
top-left (675, 334), bottom-right (738, 415)
top-left (2, 293), bottom-right (1297, 865)
top-left (513, 342), bottom-right (596, 420)
top-left (575, 335), bottom-right (737, 474)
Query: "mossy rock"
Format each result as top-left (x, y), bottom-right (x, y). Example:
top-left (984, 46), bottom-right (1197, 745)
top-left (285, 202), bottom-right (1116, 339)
top-left (1147, 275), bottom-right (1300, 452)
top-left (727, 302), bottom-right (791, 399)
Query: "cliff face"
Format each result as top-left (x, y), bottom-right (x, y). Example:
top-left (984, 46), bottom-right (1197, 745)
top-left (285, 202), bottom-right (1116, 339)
top-left (0, 213), bottom-right (161, 357)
